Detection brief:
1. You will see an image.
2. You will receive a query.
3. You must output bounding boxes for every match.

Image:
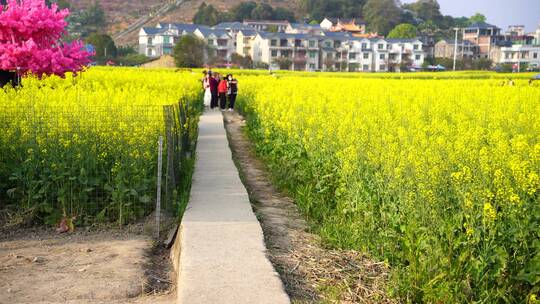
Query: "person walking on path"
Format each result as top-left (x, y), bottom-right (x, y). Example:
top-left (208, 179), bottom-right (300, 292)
top-left (226, 74), bottom-right (238, 111)
top-left (202, 71), bottom-right (212, 108)
top-left (209, 72), bottom-right (219, 109)
top-left (218, 75), bottom-right (228, 110)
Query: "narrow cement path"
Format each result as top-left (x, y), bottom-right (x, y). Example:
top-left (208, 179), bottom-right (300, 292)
top-left (177, 109), bottom-right (290, 304)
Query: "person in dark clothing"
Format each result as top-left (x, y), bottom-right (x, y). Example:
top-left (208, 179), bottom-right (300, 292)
top-left (218, 76), bottom-right (228, 110)
top-left (209, 72), bottom-right (219, 109)
top-left (226, 74), bottom-right (238, 111)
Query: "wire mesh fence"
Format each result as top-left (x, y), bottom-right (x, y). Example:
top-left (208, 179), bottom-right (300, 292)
top-left (0, 99), bottom-right (198, 229)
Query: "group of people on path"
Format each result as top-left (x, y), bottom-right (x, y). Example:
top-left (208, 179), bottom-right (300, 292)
top-left (202, 70), bottom-right (238, 111)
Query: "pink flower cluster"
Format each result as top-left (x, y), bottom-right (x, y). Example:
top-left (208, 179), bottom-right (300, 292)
top-left (0, 0), bottom-right (92, 77)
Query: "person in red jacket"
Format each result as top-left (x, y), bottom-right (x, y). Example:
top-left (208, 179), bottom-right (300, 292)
top-left (217, 75), bottom-right (228, 110)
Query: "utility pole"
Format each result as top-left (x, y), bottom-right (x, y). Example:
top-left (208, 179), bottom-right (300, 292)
top-left (453, 27), bottom-right (459, 71)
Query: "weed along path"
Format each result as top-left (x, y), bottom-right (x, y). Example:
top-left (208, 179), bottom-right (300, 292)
top-left (176, 109), bottom-right (289, 304)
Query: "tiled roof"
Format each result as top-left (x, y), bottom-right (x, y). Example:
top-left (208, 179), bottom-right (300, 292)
top-left (244, 20), bottom-right (290, 25)
top-left (196, 28), bottom-right (230, 38)
top-left (214, 22), bottom-right (255, 30)
top-left (141, 27), bottom-right (161, 35)
top-left (259, 32), bottom-right (315, 39)
top-left (385, 38), bottom-right (421, 43)
top-left (322, 31), bottom-right (351, 39)
top-left (289, 23), bottom-right (323, 29)
top-left (466, 22), bottom-right (500, 30)
top-left (237, 29), bottom-right (259, 36)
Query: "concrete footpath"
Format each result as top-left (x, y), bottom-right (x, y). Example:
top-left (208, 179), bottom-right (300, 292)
top-left (176, 109), bottom-right (290, 304)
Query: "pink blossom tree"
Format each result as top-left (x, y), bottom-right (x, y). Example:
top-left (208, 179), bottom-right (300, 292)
top-left (0, 0), bottom-right (92, 78)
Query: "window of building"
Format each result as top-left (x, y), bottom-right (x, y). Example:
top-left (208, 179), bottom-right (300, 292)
top-left (380, 64), bottom-right (386, 70)
top-left (309, 51), bottom-right (317, 58)
top-left (208, 39), bottom-right (214, 45)
top-left (349, 53), bottom-right (356, 60)
top-left (282, 51), bottom-right (290, 57)
top-left (148, 37), bottom-right (153, 45)
top-left (380, 54), bottom-right (385, 60)
top-left (363, 53), bottom-right (369, 59)
top-left (325, 41), bottom-right (332, 47)
top-left (271, 50), bottom-right (278, 57)
top-left (534, 53), bottom-right (538, 59)
top-left (280, 39), bottom-right (287, 47)
top-left (309, 40), bottom-right (316, 47)
top-left (309, 63), bottom-right (316, 69)
top-left (378, 43), bottom-right (384, 49)
top-left (413, 44), bottom-right (419, 50)
top-left (163, 36), bottom-right (170, 44)
top-left (270, 39), bottom-right (277, 46)
top-left (415, 54), bottom-right (421, 60)
top-left (363, 64), bottom-right (369, 71)
top-left (334, 41), bottom-right (341, 48)
top-left (361, 43), bottom-right (367, 49)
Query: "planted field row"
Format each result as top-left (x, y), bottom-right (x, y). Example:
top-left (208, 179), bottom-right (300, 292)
top-left (0, 68), bottom-right (202, 226)
top-left (238, 75), bottom-right (540, 302)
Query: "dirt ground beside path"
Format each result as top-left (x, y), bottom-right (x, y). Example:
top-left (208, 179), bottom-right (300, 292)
top-left (224, 111), bottom-right (394, 304)
top-left (0, 224), bottom-right (175, 304)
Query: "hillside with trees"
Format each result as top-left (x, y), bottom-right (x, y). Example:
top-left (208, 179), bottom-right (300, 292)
top-left (58, 0), bottom-right (490, 46)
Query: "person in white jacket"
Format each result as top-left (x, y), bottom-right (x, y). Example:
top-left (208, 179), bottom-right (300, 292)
top-left (202, 71), bottom-right (212, 108)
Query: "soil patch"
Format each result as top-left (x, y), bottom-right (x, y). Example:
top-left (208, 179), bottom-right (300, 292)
top-left (224, 111), bottom-right (394, 303)
top-left (0, 220), bottom-right (175, 304)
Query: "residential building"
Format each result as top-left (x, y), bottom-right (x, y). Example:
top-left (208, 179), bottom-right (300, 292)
top-left (506, 25), bottom-right (526, 36)
top-left (285, 23), bottom-right (325, 35)
top-left (139, 21), bottom-right (425, 72)
top-left (252, 32), bottom-right (321, 71)
top-left (345, 38), bottom-right (374, 72)
top-left (434, 39), bottom-right (479, 59)
top-left (503, 25), bottom-right (535, 45)
top-left (386, 39), bottom-right (425, 71)
top-left (139, 23), bottom-right (208, 58)
top-left (499, 44), bottom-right (540, 69)
top-left (319, 32), bottom-right (351, 71)
top-left (236, 29), bottom-right (259, 58)
top-left (214, 22), bottom-right (257, 48)
top-left (243, 20), bottom-right (290, 32)
top-left (251, 30), bottom-right (424, 72)
top-left (462, 22), bottom-right (502, 58)
top-left (193, 28), bottom-right (235, 61)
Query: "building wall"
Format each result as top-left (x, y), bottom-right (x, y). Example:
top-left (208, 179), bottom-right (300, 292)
top-left (499, 45), bottom-right (540, 67)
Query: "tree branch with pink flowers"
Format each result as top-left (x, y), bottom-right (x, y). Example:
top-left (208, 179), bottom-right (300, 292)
top-left (0, 0), bottom-right (92, 77)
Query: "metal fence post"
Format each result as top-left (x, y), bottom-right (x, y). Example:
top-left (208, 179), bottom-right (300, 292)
top-left (156, 136), bottom-right (163, 239)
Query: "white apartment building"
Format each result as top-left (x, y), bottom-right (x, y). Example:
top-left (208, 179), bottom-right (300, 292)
top-left (139, 23), bottom-right (207, 58)
top-left (139, 22), bottom-right (425, 71)
top-left (249, 32), bottom-right (425, 72)
top-left (236, 29), bottom-right (259, 58)
top-left (193, 28), bottom-right (235, 61)
top-left (243, 20), bottom-right (290, 32)
top-left (499, 44), bottom-right (540, 69)
top-left (252, 32), bottom-right (321, 71)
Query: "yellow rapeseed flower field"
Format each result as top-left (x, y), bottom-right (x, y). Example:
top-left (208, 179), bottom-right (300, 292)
top-left (236, 73), bottom-right (540, 302)
top-left (0, 67), bottom-right (201, 226)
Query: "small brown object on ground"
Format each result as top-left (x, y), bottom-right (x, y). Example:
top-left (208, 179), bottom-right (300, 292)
top-left (224, 111), bottom-right (394, 303)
